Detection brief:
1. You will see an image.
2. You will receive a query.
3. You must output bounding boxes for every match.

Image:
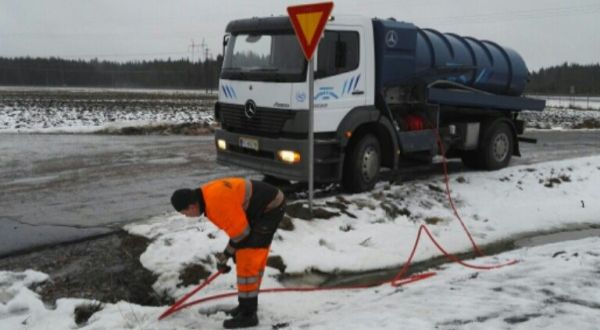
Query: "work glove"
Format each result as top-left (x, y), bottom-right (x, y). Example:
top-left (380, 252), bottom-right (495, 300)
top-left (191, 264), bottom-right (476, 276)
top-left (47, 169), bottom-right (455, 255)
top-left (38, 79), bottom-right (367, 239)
top-left (215, 252), bottom-right (232, 274)
top-left (217, 262), bottom-right (231, 274)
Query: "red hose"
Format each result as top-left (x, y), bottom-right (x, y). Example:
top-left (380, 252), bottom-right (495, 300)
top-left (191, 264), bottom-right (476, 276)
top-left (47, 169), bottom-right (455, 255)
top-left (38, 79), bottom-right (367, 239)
top-left (158, 271), bottom-right (224, 320)
top-left (158, 130), bottom-right (517, 320)
top-left (435, 129), bottom-right (485, 257)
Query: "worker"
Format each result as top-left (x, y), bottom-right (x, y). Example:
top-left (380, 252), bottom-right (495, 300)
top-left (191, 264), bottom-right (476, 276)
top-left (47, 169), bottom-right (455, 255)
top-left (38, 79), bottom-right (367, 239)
top-left (170, 177), bottom-right (285, 329)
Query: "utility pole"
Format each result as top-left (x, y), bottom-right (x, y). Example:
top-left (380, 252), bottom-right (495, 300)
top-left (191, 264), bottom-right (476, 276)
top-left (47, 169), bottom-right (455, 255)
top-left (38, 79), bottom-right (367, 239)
top-left (200, 38), bottom-right (210, 62)
top-left (189, 39), bottom-right (201, 63)
top-left (199, 38), bottom-right (212, 92)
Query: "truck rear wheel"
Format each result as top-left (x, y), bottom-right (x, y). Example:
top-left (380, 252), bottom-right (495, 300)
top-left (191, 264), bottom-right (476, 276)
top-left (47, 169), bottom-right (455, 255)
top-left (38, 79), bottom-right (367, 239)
top-left (482, 121), bottom-right (513, 170)
top-left (342, 134), bottom-right (381, 193)
top-left (461, 121), bottom-right (513, 170)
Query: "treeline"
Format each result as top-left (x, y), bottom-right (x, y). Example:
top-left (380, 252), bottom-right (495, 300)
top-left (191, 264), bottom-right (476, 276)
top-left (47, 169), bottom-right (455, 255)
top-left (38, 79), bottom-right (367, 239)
top-left (0, 57), bottom-right (223, 89)
top-left (1, 57), bottom-right (599, 95)
top-left (526, 63), bottom-right (600, 95)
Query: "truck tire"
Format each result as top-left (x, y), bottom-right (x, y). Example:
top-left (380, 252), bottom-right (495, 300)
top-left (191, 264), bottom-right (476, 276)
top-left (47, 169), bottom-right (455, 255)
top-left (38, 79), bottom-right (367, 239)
top-left (342, 134), bottom-right (381, 193)
top-left (480, 121), bottom-right (514, 170)
top-left (462, 121), bottom-right (513, 170)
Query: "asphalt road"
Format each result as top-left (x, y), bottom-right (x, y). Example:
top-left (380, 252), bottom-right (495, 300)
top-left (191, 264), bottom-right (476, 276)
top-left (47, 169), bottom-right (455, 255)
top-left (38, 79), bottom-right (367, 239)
top-left (1, 130), bottom-right (599, 256)
top-left (0, 134), bottom-right (252, 257)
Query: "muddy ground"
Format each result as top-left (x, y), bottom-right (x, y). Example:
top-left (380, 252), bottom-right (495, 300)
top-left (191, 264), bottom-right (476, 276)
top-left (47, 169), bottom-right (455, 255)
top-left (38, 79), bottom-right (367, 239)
top-left (0, 231), bottom-right (172, 307)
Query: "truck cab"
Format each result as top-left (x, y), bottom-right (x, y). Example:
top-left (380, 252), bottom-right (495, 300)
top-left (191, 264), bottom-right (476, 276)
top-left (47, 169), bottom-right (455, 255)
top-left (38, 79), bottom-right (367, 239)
top-left (214, 15), bottom-right (545, 192)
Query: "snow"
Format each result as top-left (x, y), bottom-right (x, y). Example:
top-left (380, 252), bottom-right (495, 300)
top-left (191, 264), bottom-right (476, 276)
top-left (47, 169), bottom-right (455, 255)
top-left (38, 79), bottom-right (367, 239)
top-left (1, 155), bottom-right (599, 329)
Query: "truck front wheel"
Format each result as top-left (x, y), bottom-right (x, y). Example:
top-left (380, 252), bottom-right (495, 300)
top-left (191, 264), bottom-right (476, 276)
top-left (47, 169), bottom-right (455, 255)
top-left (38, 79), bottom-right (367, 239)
top-left (342, 134), bottom-right (381, 193)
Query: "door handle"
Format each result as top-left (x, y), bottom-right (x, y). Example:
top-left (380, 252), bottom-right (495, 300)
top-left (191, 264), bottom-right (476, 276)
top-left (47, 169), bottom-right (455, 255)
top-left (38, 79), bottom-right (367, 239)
top-left (352, 90), bottom-right (364, 95)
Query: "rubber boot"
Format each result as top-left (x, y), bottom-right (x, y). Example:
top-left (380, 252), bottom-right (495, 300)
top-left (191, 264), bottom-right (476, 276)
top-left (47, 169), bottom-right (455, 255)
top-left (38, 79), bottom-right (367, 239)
top-left (225, 305), bottom-right (240, 317)
top-left (223, 297), bottom-right (258, 329)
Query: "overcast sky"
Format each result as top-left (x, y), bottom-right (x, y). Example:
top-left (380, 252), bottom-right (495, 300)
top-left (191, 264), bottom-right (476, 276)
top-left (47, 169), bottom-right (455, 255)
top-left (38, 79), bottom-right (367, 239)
top-left (1, 0), bottom-right (599, 70)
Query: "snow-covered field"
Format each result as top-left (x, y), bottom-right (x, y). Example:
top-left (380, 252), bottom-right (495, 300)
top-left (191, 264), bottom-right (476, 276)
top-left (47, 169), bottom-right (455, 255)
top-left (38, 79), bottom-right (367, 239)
top-left (0, 87), bottom-right (215, 133)
top-left (531, 95), bottom-right (600, 111)
top-left (2, 155), bottom-right (599, 329)
top-left (520, 107), bottom-right (600, 129)
top-left (1, 87), bottom-right (599, 133)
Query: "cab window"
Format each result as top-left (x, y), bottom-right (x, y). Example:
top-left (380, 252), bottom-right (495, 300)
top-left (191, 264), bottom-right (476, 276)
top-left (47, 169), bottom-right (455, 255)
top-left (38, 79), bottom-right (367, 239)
top-left (316, 31), bottom-right (359, 78)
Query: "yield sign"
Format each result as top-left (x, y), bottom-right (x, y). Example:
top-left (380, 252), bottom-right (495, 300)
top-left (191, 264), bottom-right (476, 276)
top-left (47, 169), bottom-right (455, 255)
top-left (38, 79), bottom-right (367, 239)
top-left (287, 2), bottom-right (334, 60)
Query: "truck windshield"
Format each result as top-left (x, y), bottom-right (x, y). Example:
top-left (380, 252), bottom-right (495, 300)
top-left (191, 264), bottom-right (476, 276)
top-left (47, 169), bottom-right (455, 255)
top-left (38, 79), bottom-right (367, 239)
top-left (221, 34), bottom-right (306, 82)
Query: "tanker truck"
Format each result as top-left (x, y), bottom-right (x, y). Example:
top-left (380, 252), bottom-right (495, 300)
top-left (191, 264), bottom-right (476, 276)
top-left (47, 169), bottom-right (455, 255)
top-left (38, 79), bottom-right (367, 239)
top-left (214, 16), bottom-right (545, 192)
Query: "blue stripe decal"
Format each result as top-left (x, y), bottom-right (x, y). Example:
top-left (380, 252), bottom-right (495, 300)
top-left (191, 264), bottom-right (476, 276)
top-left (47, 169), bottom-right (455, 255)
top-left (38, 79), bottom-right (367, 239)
top-left (347, 77), bottom-right (355, 94)
top-left (225, 85), bottom-right (233, 98)
top-left (230, 86), bottom-right (237, 98)
top-left (342, 80), bottom-right (348, 95)
top-left (222, 86), bottom-right (229, 98)
top-left (315, 87), bottom-right (339, 100)
top-left (353, 74), bottom-right (361, 90)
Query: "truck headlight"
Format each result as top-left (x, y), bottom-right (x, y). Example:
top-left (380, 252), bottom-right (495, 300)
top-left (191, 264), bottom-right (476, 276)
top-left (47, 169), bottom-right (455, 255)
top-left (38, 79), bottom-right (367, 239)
top-left (277, 150), bottom-right (301, 164)
top-left (217, 139), bottom-right (227, 150)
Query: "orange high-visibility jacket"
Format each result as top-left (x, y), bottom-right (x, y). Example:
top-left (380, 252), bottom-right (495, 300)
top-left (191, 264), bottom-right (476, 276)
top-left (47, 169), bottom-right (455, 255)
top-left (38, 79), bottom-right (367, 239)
top-left (201, 178), bottom-right (252, 244)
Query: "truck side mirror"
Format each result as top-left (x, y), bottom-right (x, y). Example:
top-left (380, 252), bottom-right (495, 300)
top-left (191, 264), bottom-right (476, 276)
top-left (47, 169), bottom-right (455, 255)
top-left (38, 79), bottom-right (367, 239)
top-left (222, 35), bottom-right (230, 57)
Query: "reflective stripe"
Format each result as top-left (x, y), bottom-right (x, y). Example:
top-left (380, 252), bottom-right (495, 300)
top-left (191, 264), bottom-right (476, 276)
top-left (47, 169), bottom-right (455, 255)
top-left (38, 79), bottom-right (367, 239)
top-left (237, 276), bottom-right (260, 285)
top-left (242, 179), bottom-right (252, 210)
top-left (264, 190), bottom-right (284, 213)
top-left (231, 225), bottom-right (250, 243)
top-left (238, 290), bottom-right (259, 298)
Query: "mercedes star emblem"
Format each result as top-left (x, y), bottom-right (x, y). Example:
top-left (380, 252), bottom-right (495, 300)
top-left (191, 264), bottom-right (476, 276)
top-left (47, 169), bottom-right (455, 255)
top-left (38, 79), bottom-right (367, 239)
top-left (385, 30), bottom-right (398, 48)
top-left (244, 100), bottom-right (257, 119)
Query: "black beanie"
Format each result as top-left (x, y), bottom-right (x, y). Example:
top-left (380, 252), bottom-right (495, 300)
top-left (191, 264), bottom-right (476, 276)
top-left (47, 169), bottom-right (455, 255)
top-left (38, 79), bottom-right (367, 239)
top-left (171, 188), bottom-right (205, 213)
top-left (171, 189), bottom-right (193, 211)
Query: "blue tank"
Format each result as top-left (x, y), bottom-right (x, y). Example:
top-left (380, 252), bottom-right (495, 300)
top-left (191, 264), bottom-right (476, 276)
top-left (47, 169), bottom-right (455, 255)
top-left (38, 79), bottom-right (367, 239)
top-left (372, 19), bottom-right (529, 96)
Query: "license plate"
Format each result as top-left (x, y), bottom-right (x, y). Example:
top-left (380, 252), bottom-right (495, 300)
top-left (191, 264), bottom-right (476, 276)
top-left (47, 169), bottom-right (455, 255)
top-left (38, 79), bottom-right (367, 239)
top-left (239, 137), bottom-right (259, 151)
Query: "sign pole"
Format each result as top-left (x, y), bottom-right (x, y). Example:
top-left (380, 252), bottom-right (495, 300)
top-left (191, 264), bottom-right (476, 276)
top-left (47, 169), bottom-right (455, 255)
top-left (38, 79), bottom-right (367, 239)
top-left (287, 1), bottom-right (334, 219)
top-left (308, 57), bottom-right (314, 216)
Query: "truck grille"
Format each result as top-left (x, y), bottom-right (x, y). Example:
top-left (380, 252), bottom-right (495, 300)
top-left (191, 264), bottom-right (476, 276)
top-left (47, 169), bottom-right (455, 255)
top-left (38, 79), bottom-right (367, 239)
top-left (219, 104), bottom-right (296, 135)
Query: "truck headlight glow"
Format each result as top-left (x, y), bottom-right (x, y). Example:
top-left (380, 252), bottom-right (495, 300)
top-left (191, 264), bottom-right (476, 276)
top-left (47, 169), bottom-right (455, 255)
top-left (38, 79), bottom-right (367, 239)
top-left (277, 150), bottom-right (301, 164)
top-left (217, 139), bottom-right (227, 150)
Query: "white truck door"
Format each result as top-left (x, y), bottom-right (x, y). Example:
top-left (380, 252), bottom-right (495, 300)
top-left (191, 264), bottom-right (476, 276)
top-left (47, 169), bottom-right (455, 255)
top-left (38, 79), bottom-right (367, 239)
top-left (312, 27), bottom-right (367, 132)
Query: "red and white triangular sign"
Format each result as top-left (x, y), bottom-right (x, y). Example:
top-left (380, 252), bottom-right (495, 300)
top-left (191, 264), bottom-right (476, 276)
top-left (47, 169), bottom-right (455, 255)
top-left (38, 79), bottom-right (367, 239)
top-left (287, 2), bottom-right (334, 60)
